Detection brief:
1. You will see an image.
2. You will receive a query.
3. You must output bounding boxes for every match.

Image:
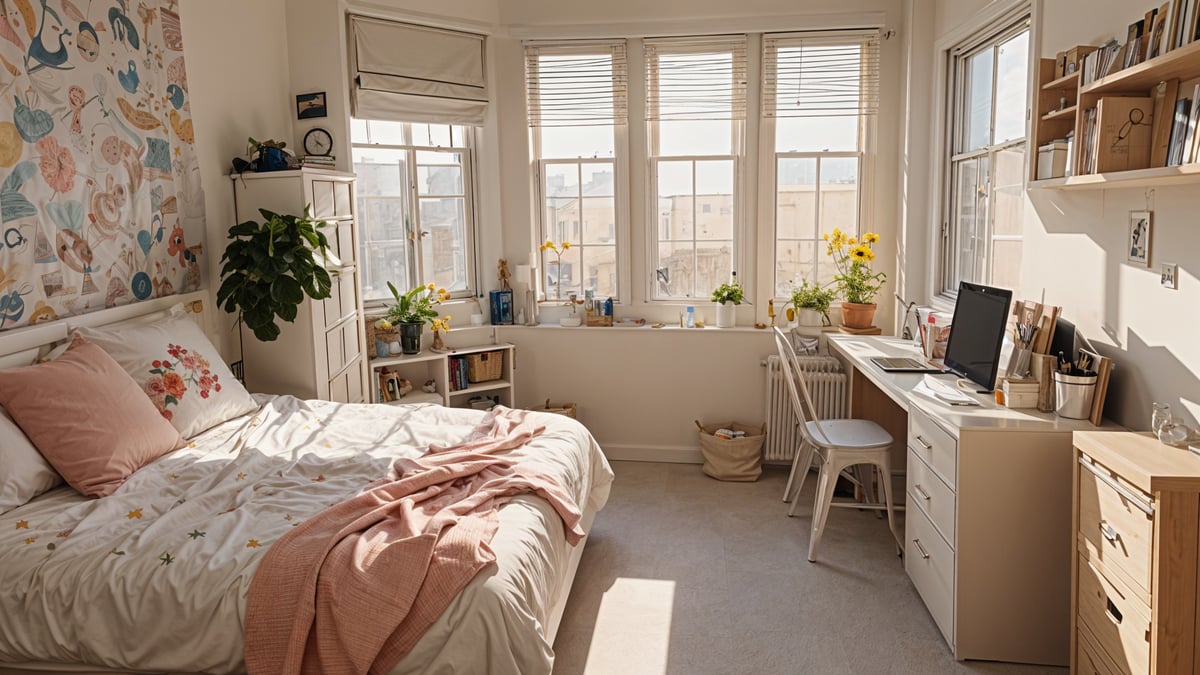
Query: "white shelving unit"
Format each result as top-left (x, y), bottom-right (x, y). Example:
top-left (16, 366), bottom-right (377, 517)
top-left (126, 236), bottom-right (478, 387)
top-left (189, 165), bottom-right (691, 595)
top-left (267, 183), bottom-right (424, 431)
top-left (369, 343), bottom-right (515, 409)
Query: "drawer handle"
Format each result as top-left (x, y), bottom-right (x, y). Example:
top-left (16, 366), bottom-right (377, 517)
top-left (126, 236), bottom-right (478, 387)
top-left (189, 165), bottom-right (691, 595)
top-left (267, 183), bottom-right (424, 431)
top-left (913, 538), bottom-right (930, 560)
top-left (914, 484), bottom-right (932, 501)
top-left (1104, 597), bottom-right (1123, 625)
top-left (1100, 522), bottom-right (1119, 543)
top-left (1078, 456), bottom-right (1154, 516)
top-left (914, 435), bottom-right (933, 450)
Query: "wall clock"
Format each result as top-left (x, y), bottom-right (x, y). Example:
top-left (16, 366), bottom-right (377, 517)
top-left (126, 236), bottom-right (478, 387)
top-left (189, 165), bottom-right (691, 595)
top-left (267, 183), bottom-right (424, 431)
top-left (303, 127), bottom-right (333, 156)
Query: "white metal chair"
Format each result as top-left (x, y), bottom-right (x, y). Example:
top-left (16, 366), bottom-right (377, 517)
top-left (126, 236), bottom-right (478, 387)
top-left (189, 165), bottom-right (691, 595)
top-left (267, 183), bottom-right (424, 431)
top-left (773, 328), bottom-right (899, 562)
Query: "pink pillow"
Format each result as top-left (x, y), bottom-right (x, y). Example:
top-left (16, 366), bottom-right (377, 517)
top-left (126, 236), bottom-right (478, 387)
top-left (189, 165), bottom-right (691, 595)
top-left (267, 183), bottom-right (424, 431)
top-left (0, 337), bottom-right (182, 498)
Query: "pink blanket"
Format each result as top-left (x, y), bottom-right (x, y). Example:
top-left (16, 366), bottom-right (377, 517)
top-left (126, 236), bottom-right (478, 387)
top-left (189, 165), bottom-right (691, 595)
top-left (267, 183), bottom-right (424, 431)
top-left (243, 407), bottom-right (585, 675)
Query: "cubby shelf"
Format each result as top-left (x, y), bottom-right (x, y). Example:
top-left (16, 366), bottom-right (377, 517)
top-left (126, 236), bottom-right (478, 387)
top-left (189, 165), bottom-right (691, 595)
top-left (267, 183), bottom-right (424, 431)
top-left (369, 343), bottom-right (515, 409)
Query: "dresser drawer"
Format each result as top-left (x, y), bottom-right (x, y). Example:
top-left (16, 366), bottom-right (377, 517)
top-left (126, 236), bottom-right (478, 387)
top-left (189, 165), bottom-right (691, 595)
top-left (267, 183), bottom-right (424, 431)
top-left (907, 448), bottom-right (956, 547)
top-left (322, 271), bottom-right (359, 329)
top-left (1076, 619), bottom-right (1122, 675)
top-left (906, 505), bottom-right (955, 647)
top-left (909, 405), bottom-right (957, 489)
top-left (1077, 454), bottom-right (1154, 598)
top-left (325, 318), bottom-right (361, 378)
top-left (1077, 555), bottom-right (1150, 675)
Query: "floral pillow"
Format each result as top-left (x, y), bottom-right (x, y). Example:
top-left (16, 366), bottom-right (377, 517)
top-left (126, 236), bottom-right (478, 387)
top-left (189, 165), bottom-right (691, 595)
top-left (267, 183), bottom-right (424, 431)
top-left (77, 315), bottom-right (258, 439)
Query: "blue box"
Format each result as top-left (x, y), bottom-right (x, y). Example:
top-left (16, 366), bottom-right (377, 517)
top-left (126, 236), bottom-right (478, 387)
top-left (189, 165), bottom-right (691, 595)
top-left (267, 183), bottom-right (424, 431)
top-left (489, 290), bottom-right (513, 325)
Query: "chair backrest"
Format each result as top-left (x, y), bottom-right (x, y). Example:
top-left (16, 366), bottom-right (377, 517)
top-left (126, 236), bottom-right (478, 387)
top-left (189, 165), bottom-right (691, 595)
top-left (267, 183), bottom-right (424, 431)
top-left (772, 327), bottom-right (828, 445)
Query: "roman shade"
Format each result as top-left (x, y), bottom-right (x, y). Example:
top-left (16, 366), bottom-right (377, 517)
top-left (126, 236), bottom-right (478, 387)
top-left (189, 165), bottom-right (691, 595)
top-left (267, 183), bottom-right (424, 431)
top-left (525, 41), bottom-right (628, 127)
top-left (645, 36), bottom-right (748, 122)
top-left (762, 30), bottom-right (880, 118)
top-left (350, 15), bottom-right (489, 126)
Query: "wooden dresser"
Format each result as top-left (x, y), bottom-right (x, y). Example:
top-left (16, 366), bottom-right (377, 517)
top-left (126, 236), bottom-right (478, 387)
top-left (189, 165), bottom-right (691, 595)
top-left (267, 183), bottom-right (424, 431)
top-left (231, 169), bottom-right (368, 403)
top-left (1072, 431), bottom-right (1200, 674)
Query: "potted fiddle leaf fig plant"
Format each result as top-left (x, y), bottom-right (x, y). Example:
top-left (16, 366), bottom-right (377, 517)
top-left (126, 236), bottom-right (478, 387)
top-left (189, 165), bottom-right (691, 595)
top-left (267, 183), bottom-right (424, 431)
top-left (710, 272), bottom-right (744, 328)
top-left (217, 207), bottom-right (333, 342)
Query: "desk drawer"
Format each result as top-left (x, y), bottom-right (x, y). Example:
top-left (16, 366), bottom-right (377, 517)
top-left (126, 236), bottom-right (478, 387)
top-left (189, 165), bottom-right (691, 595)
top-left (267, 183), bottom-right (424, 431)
top-left (1076, 619), bottom-right (1122, 675)
top-left (909, 406), bottom-right (957, 489)
top-left (907, 448), bottom-right (956, 548)
top-left (1076, 555), bottom-right (1150, 675)
top-left (1077, 453), bottom-right (1154, 598)
top-left (906, 505), bottom-right (955, 647)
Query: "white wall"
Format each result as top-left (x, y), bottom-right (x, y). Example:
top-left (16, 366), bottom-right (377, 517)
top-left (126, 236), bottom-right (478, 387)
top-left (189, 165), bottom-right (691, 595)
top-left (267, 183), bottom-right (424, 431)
top-left (179, 0), bottom-right (294, 357)
top-left (923, 0), bottom-right (1200, 431)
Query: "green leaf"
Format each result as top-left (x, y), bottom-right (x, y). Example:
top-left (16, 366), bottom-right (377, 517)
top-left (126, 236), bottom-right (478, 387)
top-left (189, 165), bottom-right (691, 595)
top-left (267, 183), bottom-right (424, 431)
top-left (251, 321), bottom-right (281, 342)
top-left (277, 302), bottom-right (298, 322)
top-left (271, 275), bottom-right (303, 305)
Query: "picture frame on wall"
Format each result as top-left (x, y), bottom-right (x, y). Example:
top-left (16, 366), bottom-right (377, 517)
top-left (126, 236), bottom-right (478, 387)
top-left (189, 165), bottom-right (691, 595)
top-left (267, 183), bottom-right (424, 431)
top-left (1128, 210), bottom-right (1152, 266)
top-left (296, 92), bottom-right (327, 119)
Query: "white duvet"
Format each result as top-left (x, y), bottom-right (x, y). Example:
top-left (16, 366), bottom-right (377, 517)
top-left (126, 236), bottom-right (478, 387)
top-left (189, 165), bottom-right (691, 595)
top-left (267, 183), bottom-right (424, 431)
top-left (0, 396), bottom-right (612, 674)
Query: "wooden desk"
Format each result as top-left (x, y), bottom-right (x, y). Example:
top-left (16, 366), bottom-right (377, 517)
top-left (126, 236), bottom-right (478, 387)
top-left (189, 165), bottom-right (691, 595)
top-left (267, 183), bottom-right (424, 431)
top-left (828, 335), bottom-right (1118, 666)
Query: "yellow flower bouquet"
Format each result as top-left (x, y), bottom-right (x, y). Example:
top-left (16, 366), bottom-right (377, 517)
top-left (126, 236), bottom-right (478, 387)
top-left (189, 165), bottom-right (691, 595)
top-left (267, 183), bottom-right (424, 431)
top-left (540, 239), bottom-right (571, 300)
top-left (825, 229), bottom-right (886, 305)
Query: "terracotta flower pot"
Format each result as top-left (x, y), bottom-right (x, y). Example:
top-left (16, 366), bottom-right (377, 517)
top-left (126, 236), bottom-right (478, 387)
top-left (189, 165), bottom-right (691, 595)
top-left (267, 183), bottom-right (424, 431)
top-left (840, 301), bottom-right (877, 330)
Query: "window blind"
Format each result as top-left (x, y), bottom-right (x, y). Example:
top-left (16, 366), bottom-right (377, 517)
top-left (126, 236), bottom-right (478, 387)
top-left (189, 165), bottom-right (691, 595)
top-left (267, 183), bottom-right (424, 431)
top-left (350, 16), bottom-right (488, 126)
top-left (645, 37), bottom-right (747, 122)
top-left (762, 30), bottom-right (880, 118)
top-left (525, 42), bottom-right (628, 127)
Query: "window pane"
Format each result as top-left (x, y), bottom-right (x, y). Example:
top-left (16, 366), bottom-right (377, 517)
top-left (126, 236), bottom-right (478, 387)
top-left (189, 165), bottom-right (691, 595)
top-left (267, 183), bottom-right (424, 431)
top-left (354, 150), bottom-right (407, 197)
top-left (993, 31), bottom-right (1029, 145)
top-left (362, 242), bottom-right (411, 302)
top-left (540, 126), bottom-right (615, 159)
top-left (695, 241), bottom-right (733, 298)
top-left (695, 160), bottom-right (733, 240)
top-left (410, 123), bottom-right (452, 147)
top-left (992, 146), bottom-right (1025, 236)
top-left (583, 245), bottom-right (617, 297)
top-left (819, 157), bottom-right (859, 235)
top-left (775, 240), bottom-right (816, 296)
top-left (657, 161), bottom-right (694, 240)
top-left (581, 163), bottom-right (614, 196)
top-left (953, 157), bottom-right (988, 286)
top-left (418, 198), bottom-right (468, 291)
top-left (417, 164), bottom-right (463, 196)
top-left (775, 116), bottom-right (859, 153)
top-left (544, 244), bottom-right (581, 300)
top-left (545, 163), bottom-right (580, 199)
top-left (351, 119), bottom-right (369, 143)
top-left (659, 120), bottom-right (732, 156)
top-left (990, 239), bottom-right (1021, 296)
top-left (581, 197), bottom-right (615, 244)
top-left (368, 121), bottom-right (407, 146)
top-left (964, 48), bottom-right (994, 152)
top-left (776, 158), bottom-right (816, 239)
top-left (656, 241), bottom-right (695, 298)
top-left (355, 148), bottom-right (410, 302)
top-left (545, 198), bottom-right (579, 244)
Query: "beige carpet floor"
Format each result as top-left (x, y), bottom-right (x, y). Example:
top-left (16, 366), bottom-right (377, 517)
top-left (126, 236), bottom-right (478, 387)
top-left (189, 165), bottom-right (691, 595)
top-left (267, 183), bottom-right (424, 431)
top-left (552, 461), bottom-right (1068, 675)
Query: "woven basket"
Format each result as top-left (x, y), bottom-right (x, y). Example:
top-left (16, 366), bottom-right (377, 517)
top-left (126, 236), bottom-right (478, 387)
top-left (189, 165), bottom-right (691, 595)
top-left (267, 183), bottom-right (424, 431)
top-left (697, 421), bottom-right (765, 482)
top-left (366, 321), bottom-right (400, 359)
top-left (466, 350), bottom-right (504, 382)
top-left (542, 399), bottom-right (577, 418)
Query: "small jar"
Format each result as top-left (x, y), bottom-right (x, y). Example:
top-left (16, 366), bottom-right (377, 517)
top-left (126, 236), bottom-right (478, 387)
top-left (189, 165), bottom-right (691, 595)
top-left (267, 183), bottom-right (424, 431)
top-left (389, 340), bottom-right (403, 355)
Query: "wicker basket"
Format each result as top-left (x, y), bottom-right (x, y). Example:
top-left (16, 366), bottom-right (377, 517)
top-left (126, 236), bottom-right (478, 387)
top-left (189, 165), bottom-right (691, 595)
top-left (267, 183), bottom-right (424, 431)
top-left (365, 319), bottom-right (399, 359)
top-left (542, 399), bottom-right (577, 418)
top-left (466, 350), bottom-right (504, 383)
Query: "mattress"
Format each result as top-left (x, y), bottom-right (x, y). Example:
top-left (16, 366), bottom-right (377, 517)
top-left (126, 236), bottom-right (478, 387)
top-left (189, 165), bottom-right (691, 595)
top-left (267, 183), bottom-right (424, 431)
top-left (0, 396), bottom-right (613, 674)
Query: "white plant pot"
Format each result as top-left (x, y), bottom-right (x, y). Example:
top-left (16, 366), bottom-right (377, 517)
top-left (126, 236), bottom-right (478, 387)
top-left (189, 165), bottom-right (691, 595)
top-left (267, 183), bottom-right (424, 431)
top-left (797, 308), bottom-right (824, 327)
top-left (559, 315), bottom-right (582, 327)
top-left (715, 301), bottom-right (737, 328)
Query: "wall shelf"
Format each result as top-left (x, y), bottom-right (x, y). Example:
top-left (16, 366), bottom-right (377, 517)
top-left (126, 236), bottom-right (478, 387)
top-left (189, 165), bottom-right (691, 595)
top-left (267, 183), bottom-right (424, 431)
top-left (1042, 71), bottom-right (1079, 91)
top-left (1082, 38), bottom-right (1200, 95)
top-left (1041, 105), bottom-right (1078, 121)
top-left (368, 343), bottom-right (515, 408)
top-left (1029, 162), bottom-right (1200, 190)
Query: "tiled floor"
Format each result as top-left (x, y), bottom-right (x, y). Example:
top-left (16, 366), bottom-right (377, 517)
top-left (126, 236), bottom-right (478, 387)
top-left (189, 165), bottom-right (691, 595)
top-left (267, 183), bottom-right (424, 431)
top-left (552, 461), bottom-right (1067, 675)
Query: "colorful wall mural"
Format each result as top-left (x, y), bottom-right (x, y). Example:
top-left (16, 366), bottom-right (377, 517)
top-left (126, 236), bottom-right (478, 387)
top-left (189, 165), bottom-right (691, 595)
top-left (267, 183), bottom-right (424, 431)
top-left (0, 0), bottom-right (204, 330)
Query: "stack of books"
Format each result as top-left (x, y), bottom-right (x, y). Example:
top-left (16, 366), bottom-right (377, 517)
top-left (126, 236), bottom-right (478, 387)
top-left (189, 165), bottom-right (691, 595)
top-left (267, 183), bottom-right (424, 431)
top-left (449, 356), bottom-right (469, 392)
top-left (297, 154), bottom-right (336, 169)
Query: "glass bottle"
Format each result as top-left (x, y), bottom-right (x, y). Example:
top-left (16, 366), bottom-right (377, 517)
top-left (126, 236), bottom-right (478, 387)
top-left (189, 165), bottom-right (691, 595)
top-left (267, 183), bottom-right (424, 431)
top-left (1152, 403), bottom-right (1172, 434)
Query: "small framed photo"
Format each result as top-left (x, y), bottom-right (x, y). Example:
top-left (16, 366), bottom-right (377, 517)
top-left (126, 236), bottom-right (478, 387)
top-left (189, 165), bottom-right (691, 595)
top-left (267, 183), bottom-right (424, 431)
top-left (296, 92), bottom-right (327, 120)
top-left (1128, 210), bottom-right (1152, 267)
top-left (1161, 262), bottom-right (1179, 289)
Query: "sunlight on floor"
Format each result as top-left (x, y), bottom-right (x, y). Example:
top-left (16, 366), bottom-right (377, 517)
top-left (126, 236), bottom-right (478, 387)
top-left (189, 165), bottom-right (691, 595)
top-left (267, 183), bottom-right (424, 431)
top-left (583, 578), bottom-right (676, 675)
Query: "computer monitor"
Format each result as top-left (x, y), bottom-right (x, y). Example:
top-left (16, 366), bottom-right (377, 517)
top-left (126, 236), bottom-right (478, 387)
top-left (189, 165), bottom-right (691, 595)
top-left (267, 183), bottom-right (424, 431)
top-left (942, 282), bottom-right (1013, 392)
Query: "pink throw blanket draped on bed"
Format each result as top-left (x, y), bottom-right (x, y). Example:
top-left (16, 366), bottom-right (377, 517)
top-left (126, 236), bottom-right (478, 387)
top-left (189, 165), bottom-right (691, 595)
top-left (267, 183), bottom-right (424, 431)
top-left (243, 406), bottom-right (585, 675)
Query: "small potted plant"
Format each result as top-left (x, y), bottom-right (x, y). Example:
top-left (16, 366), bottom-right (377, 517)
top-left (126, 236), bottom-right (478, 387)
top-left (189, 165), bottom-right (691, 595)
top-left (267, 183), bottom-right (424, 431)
top-left (383, 281), bottom-right (451, 354)
top-left (710, 272), bottom-right (744, 328)
top-left (217, 207), bottom-right (332, 342)
top-left (247, 137), bottom-right (291, 172)
top-left (786, 280), bottom-right (835, 327)
top-left (825, 229), bottom-right (886, 330)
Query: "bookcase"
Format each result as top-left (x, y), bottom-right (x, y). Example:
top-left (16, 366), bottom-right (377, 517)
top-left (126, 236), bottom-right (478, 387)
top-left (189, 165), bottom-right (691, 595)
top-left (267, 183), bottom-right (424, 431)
top-left (368, 343), bottom-right (515, 409)
top-left (1031, 39), bottom-right (1200, 190)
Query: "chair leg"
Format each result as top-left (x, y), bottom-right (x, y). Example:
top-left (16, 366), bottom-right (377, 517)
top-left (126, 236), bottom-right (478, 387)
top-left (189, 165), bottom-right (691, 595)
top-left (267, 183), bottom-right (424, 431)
top-left (808, 458), bottom-right (842, 562)
top-left (784, 440), bottom-right (815, 507)
top-left (877, 458), bottom-right (901, 556)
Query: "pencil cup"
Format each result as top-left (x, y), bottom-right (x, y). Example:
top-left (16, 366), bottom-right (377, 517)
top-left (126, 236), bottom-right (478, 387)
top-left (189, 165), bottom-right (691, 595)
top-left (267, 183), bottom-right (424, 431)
top-left (1054, 372), bottom-right (1097, 420)
top-left (1006, 347), bottom-right (1032, 379)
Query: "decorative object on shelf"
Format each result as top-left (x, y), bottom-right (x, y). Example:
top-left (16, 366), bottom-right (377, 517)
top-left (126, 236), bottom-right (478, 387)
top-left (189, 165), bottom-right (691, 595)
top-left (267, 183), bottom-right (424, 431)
top-left (710, 271), bottom-right (744, 328)
top-left (825, 228), bottom-right (886, 330)
top-left (430, 316), bottom-right (451, 351)
top-left (422, 379), bottom-right (437, 394)
top-left (490, 259), bottom-right (514, 325)
top-left (217, 207), bottom-right (332, 342)
top-left (302, 127), bottom-right (333, 157)
top-left (1162, 262), bottom-right (1179, 288)
top-left (246, 138), bottom-right (291, 172)
top-left (559, 294), bottom-right (583, 327)
top-left (786, 279), bottom-right (835, 327)
top-left (382, 281), bottom-right (450, 355)
top-left (1128, 210), bottom-right (1152, 266)
top-left (296, 92), bottom-right (327, 119)
top-left (540, 239), bottom-right (570, 301)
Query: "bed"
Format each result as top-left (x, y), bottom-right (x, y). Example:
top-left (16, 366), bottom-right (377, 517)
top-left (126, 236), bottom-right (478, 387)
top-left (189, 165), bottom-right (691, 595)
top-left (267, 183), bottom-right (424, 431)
top-left (0, 293), bottom-right (613, 674)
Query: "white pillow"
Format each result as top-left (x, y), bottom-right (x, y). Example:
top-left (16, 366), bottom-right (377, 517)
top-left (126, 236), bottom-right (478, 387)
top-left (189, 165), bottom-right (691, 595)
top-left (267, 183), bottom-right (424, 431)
top-left (76, 314), bottom-right (258, 439)
top-left (0, 349), bottom-right (62, 514)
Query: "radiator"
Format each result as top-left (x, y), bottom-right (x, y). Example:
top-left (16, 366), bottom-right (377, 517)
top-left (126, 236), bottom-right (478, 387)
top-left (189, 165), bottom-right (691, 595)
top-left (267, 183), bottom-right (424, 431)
top-left (763, 354), bottom-right (848, 462)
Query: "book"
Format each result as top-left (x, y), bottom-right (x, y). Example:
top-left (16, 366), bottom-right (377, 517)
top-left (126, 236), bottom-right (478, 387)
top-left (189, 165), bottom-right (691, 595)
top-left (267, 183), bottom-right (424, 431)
top-left (1167, 96), bottom-right (1192, 166)
top-left (1149, 2), bottom-right (1171, 58)
top-left (1182, 84), bottom-right (1200, 164)
top-left (1096, 97), bottom-right (1154, 172)
top-left (1150, 79), bottom-right (1180, 166)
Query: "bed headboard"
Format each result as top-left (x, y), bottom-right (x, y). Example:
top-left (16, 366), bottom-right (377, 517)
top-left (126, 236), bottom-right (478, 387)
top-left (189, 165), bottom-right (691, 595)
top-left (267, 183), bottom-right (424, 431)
top-left (0, 290), bottom-right (211, 359)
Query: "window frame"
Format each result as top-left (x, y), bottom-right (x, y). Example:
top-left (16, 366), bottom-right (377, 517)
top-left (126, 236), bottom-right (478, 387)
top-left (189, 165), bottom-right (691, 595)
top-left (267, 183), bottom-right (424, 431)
top-left (350, 121), bottom-right (480, 306)
top-left (938, 13), bottom-right (1031, 298)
